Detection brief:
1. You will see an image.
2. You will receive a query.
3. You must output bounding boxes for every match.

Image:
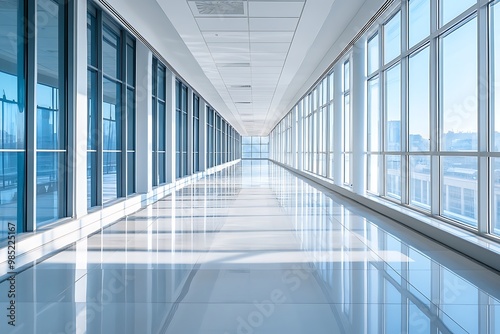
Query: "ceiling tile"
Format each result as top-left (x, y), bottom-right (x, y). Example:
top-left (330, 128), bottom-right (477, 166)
top-left (212, 53), bottom-right (251, 62)
top-left (251, 42), bottom-right (290, 53)
top-left (207, 43), bottom-right (250, 53)
top-left (251, 53), bottom-right (287, 61)
top-left (196, 18), bottom-right (248, 31)
top-left (203, 32), bottom-right (249, 43)
top-left (249, 18), bottom-right (299, 31)
top-left (248, 2), bottom-right (304, 18)
top-left (250, 31), bottom-right (294, 43)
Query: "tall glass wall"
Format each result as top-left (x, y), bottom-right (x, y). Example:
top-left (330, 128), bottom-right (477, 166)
top-left (270, 0), bottom-right (500, 241)
top-left (242, 137), bottom-right (269, 160)
top-left (152, 57), bottom-right (166, 186)
top-left (87, 4), bottom-right (136, 207)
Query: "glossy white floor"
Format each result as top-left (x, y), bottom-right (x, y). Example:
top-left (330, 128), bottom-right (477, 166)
top-left (1, 160), bottom-right (499, 334)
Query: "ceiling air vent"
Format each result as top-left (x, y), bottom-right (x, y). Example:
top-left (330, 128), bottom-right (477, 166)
top-left (195, 1), bottom-right (245, 16)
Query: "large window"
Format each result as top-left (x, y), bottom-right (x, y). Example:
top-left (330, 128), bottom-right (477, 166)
top-left (242, 137), bottom-right (269, 160)
top-left (0, 0), bottom-right (26, 238)
top-left (206, 106), bottom-right (215, 168)
top-left (152, 57), bottom-right (166, 186)
top-left (87, 5), bottom-right (135, 206)
top-left (269, 0), bottom-right (500, 239)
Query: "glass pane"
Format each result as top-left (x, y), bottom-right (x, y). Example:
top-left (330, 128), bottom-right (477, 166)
top-left (368, 77), bottom-right (380, 152)
top-left (367, 34), bottom-right (379, 74)
top-left (159, 102), bottom-right (166, 151)
top-left (441, 156), bottom-right (478, 227)
top-left (493, 158), bottom-right (500, 236)
top-left (37, 0), bottom-right (65, 150)
top-left (88, 70), bottom-right (98, 150)
top-left (87, 13), bottom-right (97, 67)
top-left (0, 0), bottom-right (25, 150)
top-left (103, 152), bottom-right (120, 203)
top-left (491, 3), bottom-right (500, 152)
top-left (344, 95), bottom-right (351, 152)
top-left (36, 152), bottom-right (66, 225)
top-left (386, 155), bottom-right (401, 200)
top-left (409, 0), bottom-right (430, 48)
top-left (127, 152), bottom-right (135, 195)
top-left (159, 152), bottom-right (165, 184)
top-left (440, 0), bottom-right (476, 26)
top-left (102, 25), bottom-right (120, 79)
top-left (0, 152), bottom-right (25, 239)
top-left (87, 152), bottom-right (97, 208)
top-left (367, 154), bottom-right (380, 194)
top-left (176, 110), bottom-right (181, 153)
top-left (126, 42), bottom-right (135, 86)
top-left (158, 66), bottom-right (166, 101)
top-left (385, 64), bottom-right (401, 151)
top-left (103, 78), bottom-right (122, 150)
top-left (441, 18), bottom-right (477, 151)
top-left (127, 88), bottom-right (135, 150)
top-left (410, 156), bottom-right (431, 210)
top-left (344, 61), bottom-right (350, 91)
top-left (344, 154), bottom-right (351, 185)
top-left (384, 12), bottom-right (401, 64)
top-left (409, 47), bottom-right (430, 151)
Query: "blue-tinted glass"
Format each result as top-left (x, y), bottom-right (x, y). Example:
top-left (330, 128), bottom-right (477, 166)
top-left (88, 70), bottom-right (98, 150)
top-left (87, 152), bottom-right (97, 208)
top-left (493, 3), bottom-right (500, 152)
top-left (441, 18), bottom-right (477, 151)
top-left (103, 78), bottom-right (121, 150)
top-left (441, 156), bottom-right (478, 227)
top-left (493, 158), bottom-right (500, 236)
top-left (127, 88), bottom-right (135, 150)
top-left (385, 64), bottom-right (401, 151)
top-left (159, 102), bottom-right (166, 151)
top-left (440, 0), bottom-right (476, 26)
top-left (126, 42), bottom-right (135, 86)
top-left (367, 34), bottom-right (379, 74)
top-left (37, 0), bottom-right (65, 151)
top-left (159, 152), bottom-right (165, 184)
top-left (409, 0), bottom-right (430, 48)
top-left (0, 152), bottom-right (25, 239)
top-left (386, 155), bottom-right (401, 200)
top-left (183, 112), bottom-right (188, 152)
top-left (36, 152), bottom-right (66, 225)
top-left (103, 152), bottom-right (120, 203)
top-left (1, 0), bottom-right (25, 237)
top-left (87, 13), bottom-right (97, 67)
top-left (158, 66), bottom-right (166, 101)
top-left (127, 152), bottom-right (135, 195)
top-left (409, 47), bottom-right (430, 151)
top-left (410, 156), bottom-right (431, 210)
top-left (384, 12), bottom-right (401, 64)
top-left (103, 25), bottom-right (120, 79)
top-left (176, 110), bottom-right (182, 153)
top-left (176, 152), bottom-right (181, 179)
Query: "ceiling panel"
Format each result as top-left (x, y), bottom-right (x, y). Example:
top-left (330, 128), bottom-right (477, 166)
top-left (251, 42), bottom-right (290, 53)
top-left (196, 18), bottom-right (248, 31)
top-left (251, 53), bottom-right (287, 61)
top-left (248, 2), bottom-right (304, 18)
top-left (203, 31), bottom-right (250, 43)
top-left (250, 31), bottom-right (294, 43)
top-left (249, 18), bottom-right (299, 31)
top-left (211, 52), bottom-right (250, 62)
top-left (207, 42), bottom-right (250, 53)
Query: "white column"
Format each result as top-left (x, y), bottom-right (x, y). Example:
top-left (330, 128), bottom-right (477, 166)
top-left (352, 41), bottom-right (366, 195)
top-left (73, 0), bottom-right (88, 217)
top-left (135, 42), bottom-right (152, 193)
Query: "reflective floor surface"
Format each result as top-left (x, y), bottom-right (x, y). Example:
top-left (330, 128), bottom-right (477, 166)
top-left (0, 160), bottom-right (499, 333)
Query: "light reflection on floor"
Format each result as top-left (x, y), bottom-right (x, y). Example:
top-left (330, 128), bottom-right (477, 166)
top-left (0, 160), bottom-right (498, 333)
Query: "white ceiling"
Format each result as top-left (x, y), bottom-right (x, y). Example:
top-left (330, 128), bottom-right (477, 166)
top-left (107, 0), bottom-right (383, 136)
